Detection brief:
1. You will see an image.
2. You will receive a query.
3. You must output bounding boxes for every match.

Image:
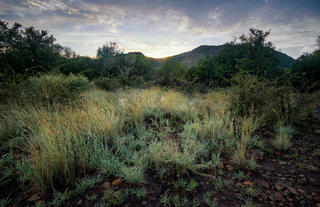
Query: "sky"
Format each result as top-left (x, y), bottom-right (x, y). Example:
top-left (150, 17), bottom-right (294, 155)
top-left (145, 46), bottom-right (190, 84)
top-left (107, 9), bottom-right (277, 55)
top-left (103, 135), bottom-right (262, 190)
top-left (0, 0), bottom-right (320, 58)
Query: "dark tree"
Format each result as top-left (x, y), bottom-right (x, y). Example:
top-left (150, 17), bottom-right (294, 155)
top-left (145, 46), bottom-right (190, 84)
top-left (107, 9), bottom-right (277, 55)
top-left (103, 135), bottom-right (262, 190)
top-left (0, 19), bottom-right (63, 75)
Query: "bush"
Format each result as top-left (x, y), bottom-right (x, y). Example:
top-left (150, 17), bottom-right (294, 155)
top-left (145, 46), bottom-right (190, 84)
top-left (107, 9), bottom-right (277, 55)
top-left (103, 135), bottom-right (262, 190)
top-left (229, 72), bottom-right (295, 124)
top-left (27, 73), bottom-right (93, 104)
top-left (94, 77), bottom-right (122, 91)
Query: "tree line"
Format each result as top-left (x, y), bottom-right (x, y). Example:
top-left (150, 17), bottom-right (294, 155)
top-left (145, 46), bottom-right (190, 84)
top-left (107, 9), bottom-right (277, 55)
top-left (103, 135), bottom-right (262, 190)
top-left (1, 19), bottom-right (319, 92)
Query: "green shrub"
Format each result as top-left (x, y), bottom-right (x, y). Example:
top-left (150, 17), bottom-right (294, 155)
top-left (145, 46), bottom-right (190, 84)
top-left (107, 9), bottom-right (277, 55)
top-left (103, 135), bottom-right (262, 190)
top-left (94, 77), bottom-right (122, 91)
top-left (229, 72), bottom-right (295, 124)
top-left (27, 73), bottom-right (93, 104)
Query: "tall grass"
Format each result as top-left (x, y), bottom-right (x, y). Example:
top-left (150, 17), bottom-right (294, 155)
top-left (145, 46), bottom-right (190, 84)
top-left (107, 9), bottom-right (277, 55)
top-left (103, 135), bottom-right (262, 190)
top-left (272, 125), bottom-right (294, 151)
top-left (27, 101), bottom-right (120, 191)
top-left (0, 85), bottom-right (265, 196)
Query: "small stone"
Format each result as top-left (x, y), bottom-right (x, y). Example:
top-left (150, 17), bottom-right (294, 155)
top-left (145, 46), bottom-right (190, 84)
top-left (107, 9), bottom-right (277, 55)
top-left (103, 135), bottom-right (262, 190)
top-left (275, 185), bottom-right (283, 191)
top-left (272, 159), bottom-right (277, 163)
top-left (142, 201), bottom-right (147, 205)
top-left (27, 194), bottom-right (41, 202)
top-left (287, 186), bottom-right (298, 195)
top-left (243, 181), bottom-right (253, 187)
top-left (298, 189), bottom-right (306, 194)
top-left (77, 200), bottom-right (82, 205)
top-left (284, 154), bottom-right (291, 159)
top-left (102, 182), bottom-right (111, 190)
top-left (256, 179), bottom-right (270, 188)
top-left (114, 190), bottom-right (122, 197)
top-left (226, 165), bottom-right (233, 171)
top-left (312, 192), bottom-right (316, 196)
top-left (299, 174), bottom-right (305, 177)
top-left (274, 192), bottom-right (284, 200)
top-left (261, 192), bottom-right (268, 200)
top-left (112, 179), bottom-right (122, 187)
top-left (236, 182), bottom-right (242, 188)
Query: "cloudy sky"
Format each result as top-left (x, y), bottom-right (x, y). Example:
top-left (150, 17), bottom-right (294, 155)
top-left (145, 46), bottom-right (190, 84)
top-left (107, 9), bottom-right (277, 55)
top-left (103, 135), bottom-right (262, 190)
top-left (1, 0), bottom-right (319, 58)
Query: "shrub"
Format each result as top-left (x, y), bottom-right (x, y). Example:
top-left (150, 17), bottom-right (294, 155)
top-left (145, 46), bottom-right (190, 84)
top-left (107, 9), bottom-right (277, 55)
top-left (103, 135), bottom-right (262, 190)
top-left (27, 73), bottom-right (93, 104)
top-left (94, 77), bottom-right (122, 91)
top-left (229, 72), bottom-right (296, 124)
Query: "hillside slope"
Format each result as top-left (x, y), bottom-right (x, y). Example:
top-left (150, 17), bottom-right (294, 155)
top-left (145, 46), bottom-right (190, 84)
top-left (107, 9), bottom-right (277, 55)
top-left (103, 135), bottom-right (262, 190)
top-left (148, 45), bottom-right (295, 69)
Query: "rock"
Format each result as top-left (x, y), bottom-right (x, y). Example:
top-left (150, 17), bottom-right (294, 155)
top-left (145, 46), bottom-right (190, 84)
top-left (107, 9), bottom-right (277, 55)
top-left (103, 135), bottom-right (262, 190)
top-left (236, 182), bottom-right (242, 188)
top-left (27, 194), bottom-right (41, 202)
top-left (261, 192), bottom-right (268, 200)
top-left (142, 201), bottom-right (147, 205)
top-left (297, 189), bottom-right (306, 194)
top-left (114, 190), bottom-right (122, 197)
top-left (275, 185), bottom-right (283, 191)
top-left (102, 182), bottom-right (111, 190)
top-left (284, 154), bottom-right (291, 159)
top-left (243, 181), bottom-right (253, 187)
top-left (256, 179), bottom-right (270, 188)
top-left (287, 186), bottom-right (298, 195)
top-left (274, 192), bottom-right (284, 200)
top-left (226, 165), bottom-right (233, 171)
top-left (77, 200), bottom-right (82, 205)
top-left (112, 179), bottom-right (122, 187)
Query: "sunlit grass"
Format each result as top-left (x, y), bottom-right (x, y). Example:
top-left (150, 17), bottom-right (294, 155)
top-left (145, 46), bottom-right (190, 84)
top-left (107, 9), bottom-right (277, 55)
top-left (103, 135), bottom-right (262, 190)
top-left (0, 87), bottom-right (264, 194)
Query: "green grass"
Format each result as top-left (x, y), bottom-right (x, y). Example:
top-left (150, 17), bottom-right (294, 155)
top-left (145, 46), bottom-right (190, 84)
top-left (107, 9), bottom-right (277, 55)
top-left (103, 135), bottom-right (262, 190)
top-left (0, 87), bottom-right (283, 205)
top-left (272, 126), bottom-right (294, 151)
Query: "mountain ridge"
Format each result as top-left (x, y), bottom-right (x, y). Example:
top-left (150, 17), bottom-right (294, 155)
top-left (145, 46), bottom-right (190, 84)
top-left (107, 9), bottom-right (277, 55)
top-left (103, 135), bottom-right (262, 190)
top-left (129, 44), bottom-right (295, 69)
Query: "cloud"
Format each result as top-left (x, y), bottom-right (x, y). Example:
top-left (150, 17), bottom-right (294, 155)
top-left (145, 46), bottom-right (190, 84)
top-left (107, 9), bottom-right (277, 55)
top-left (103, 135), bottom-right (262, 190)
top-left (0, 0), bottom-right (319, 58)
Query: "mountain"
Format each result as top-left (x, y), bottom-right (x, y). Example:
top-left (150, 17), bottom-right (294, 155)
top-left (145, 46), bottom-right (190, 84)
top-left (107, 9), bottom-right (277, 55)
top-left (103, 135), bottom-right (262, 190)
top-left (147, 45), bottom-right (295, 69)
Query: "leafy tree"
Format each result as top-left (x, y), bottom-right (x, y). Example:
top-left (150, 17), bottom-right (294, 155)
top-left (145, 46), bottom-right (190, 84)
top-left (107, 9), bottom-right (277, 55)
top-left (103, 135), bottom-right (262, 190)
top-left (61, 47), bottom-right (76, 58)
top-left (120, 53), bottom-right (153, 80)
top-left (58, 57), bottom-right (103, 80)
top-left (158, 58), bottom-right (186, 86)
top-left (96, 42), bottom-right (124, 77)
top-left (291, 36), bottom-right (320, 91)
top-left (236, 28), bottom-right (280, 78)
top-left (97, 42), bottom-right (122, 59)
top-left (0, 19), bottom-right (63, 75)
top-left (187, 55), bottom-right (224, 86)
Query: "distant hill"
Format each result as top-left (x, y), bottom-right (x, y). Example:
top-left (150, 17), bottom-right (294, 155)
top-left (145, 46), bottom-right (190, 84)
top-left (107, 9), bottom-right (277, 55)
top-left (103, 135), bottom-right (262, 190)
top-left (146, 45), bottom-right (295, 69)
